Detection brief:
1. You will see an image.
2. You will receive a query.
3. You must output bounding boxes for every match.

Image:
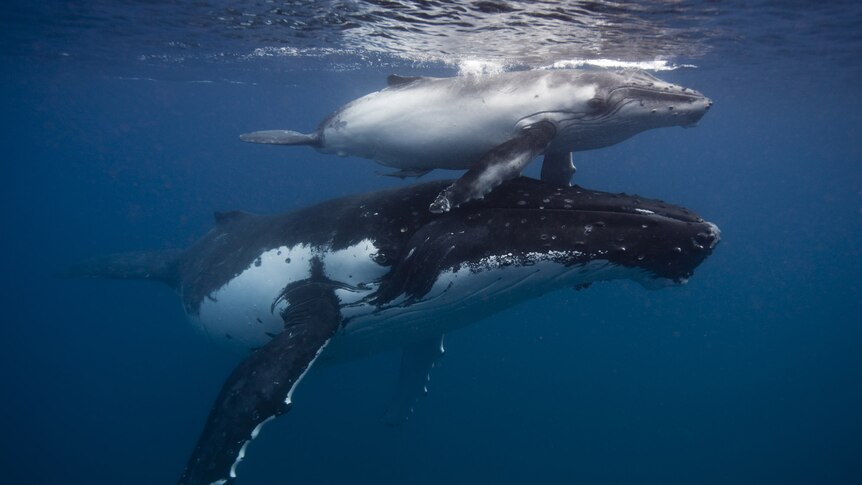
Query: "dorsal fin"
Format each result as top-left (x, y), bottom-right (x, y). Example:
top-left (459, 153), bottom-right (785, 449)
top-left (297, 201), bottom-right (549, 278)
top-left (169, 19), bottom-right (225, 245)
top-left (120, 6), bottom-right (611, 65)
top-left (213, 210), bottom-right (255, 226)
top-left (387, 74), bottom-right (424, 87)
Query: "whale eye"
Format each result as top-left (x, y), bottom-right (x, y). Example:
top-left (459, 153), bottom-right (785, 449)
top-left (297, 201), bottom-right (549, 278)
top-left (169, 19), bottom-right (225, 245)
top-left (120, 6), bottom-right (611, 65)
top-left (587, 97), bottom-right (606, 113)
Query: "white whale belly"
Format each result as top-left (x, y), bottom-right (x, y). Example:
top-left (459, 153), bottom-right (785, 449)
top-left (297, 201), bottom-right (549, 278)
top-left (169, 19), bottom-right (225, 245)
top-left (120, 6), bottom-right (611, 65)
top-left (189, 240), bottom-right (666, 362)
top-left (321, 89), bottom-right (514, 169)
top-left (189, 240), bottom-right (388, 349)
top-left (325, 257), bottom-right (659, 362)
top-left (319, 75), bottom-right (594, 170)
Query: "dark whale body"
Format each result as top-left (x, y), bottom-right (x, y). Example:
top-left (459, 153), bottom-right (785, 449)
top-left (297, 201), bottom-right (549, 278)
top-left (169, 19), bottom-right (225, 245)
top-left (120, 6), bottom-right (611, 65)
top-left (67, 177), bottom-right (720, 484)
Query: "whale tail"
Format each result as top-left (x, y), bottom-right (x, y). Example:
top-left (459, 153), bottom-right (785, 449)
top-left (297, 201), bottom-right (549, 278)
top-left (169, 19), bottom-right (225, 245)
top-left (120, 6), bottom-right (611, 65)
top-left (59, 249), bottom-right (183, 287)
top-left (239, 129), bottom-right (320, 146)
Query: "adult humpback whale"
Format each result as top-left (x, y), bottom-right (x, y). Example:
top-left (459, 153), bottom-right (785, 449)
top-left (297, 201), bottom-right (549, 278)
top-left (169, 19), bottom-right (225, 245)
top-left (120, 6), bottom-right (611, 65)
top-left (67, 177), bottom-right (720, 484)
top-left (240, 69), bottom-right (712, 212)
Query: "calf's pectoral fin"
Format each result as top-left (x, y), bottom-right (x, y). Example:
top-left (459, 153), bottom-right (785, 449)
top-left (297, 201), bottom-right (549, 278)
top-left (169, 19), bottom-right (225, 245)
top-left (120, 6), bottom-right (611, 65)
top-left (381, 335), bottom-right (445, 426)
top-left (239, 129), bottom-right (320, 146)
top-left (540, 152), bottom-right (576, 186)
top-left (429, 121), bottom-right (557, 213)
top-left (386, 74), bottom-right (427, 87)
top-left (179, 258), bottom-right (342, 485)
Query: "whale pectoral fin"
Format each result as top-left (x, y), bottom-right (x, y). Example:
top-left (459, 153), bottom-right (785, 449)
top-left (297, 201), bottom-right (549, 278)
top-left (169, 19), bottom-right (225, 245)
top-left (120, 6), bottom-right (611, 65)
top-left (179, 261), bottom-right (342, 485)
top-left (540, 152), bottom-right (576, 186)
top-left (381, 335), bottom-right (445, 426)
top-left (239, 129), bottom-right (320, 146)
top-left (213, 210), bottom-right (257, 226)
top-left (378, 168), bottom-right (433, 179)
top-left (386, 74), bottom-right (426, 87)
top-left (429, 121), bottom-right (557, 213)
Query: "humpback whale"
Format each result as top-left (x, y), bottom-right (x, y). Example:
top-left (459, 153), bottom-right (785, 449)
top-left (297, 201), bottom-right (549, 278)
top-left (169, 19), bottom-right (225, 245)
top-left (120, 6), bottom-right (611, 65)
top-left (240, 69), bottom-right (712, 212)
top-left (66, 178), bottom-right (720, 484)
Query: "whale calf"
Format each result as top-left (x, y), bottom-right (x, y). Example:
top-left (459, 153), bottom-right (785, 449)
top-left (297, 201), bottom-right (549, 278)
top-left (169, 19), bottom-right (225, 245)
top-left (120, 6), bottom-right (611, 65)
top-left (66, 177), bottom-right (719, 484)
top-left (241, 69), bottom-right (712, 212)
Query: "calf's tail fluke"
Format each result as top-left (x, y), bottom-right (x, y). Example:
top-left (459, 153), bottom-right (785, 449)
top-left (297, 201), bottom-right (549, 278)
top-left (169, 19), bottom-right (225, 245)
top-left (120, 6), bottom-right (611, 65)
top-left (239, 129), bottom-right (320, 146)
top-left (59, 249), bottom-right (183, 287)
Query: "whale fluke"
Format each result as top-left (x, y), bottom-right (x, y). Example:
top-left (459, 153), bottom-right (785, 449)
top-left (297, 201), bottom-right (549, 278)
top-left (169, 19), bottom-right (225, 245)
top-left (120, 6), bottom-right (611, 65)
top-left (59, 249), bottom-right (183, 287)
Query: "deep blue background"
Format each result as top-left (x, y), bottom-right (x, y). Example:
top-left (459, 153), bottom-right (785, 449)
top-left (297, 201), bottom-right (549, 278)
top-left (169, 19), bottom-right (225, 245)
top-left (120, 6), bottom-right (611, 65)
top-left (2, 52), bottom-right (861, 484)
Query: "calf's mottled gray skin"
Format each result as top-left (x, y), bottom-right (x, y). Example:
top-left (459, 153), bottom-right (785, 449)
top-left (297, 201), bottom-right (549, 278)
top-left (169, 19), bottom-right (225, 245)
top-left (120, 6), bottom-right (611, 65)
top-left (66, 177), bottom-right (719, 484)
top-left (241, 69), bottom-right (711, 212)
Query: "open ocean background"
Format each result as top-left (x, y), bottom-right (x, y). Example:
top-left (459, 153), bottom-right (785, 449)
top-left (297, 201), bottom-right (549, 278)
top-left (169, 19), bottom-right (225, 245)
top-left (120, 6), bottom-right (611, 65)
top-left (2, 1), bottom-right (861, 483)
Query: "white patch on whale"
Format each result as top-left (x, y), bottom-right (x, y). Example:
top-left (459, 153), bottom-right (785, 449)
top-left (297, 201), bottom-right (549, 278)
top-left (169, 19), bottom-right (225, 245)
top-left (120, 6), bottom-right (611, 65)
top-left (191, 239), bottom-right (680, 361)
top-left (192, 240), bottom-right (386, 348)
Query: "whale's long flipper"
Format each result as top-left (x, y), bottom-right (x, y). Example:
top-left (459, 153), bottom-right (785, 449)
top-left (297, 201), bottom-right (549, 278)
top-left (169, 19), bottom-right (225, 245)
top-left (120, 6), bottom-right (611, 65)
top-left (386, 74), bottom-right (427, 87)
top-left (540, 152), bottom-right (576, 186)
top-left (429, 121), bottom-right (556, 213)
top-left (239, 129), bottom-right (320, 146)
top-left (180, 258), bottom-right (342, 485)
top-left (379, 168), bottom-right (432, 179)
top-left (381, 335), bottom-right (445, 425)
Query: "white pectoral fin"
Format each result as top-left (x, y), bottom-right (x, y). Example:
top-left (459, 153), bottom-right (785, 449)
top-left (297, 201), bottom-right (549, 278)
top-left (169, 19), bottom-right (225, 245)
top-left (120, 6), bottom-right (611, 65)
top-left (239, 129), bottom-right (319, 146)
top-left (381, 335), bottom-right (446, 426)
top-left (429, 121), bottom-right (557, 213)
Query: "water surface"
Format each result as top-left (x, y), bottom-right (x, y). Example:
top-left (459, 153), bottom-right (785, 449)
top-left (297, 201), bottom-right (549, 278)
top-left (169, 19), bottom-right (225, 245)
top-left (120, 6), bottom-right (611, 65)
top-left (1, 1), bottom-right (861, 484)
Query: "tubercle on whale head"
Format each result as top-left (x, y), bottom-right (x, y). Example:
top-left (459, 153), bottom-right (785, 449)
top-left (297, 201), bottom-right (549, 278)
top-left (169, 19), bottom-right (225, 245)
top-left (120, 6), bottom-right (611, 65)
top-left (420, 179), bottom-right (719, 283)
top-left (581, 69), bottom-right (712, 128)
top-left (369, 178), bottom-right (721, 306)
top-left (611, 70), bottom-right (712, 128)
top-left (543, 69), bottom-right (711, 151)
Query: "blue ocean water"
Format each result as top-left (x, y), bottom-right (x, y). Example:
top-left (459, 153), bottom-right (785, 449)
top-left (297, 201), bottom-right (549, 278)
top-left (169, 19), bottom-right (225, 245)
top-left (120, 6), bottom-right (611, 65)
top-left (2, 1), bottom-right (861, 484)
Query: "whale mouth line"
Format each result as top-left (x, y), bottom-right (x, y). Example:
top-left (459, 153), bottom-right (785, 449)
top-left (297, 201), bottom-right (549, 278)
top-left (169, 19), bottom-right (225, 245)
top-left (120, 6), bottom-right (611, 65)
top-left (560, 97), bottom-right (636, 125)
top-left (610, 85), bottom-right (706, 104)
top-left (519, 97), bottom-right (637, 129)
